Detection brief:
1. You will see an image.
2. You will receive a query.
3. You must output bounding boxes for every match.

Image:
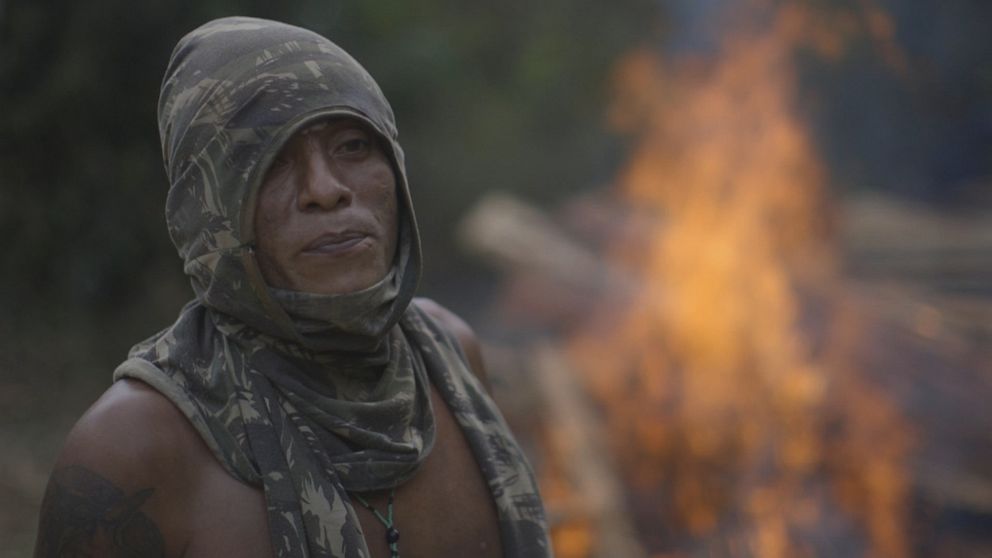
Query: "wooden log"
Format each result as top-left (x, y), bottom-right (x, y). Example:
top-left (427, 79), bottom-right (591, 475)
top-left (458, 192), bottom-right (634, 297)
top-left (532, 343), bottom-right (648, 558)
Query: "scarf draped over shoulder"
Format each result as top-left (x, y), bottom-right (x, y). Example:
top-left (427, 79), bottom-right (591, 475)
top-left (113, 17), bottom-right (550, 557)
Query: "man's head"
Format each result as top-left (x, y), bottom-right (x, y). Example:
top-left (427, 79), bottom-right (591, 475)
top-left (255, 118), bottom-right (399, 295)
top-left (158, 17), bottom-right (421, 346)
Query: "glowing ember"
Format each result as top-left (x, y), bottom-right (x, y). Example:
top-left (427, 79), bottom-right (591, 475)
top-left (562, 3), bottom-right (915, 556)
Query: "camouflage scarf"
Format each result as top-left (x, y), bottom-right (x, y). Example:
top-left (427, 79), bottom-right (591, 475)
top-left (113, 17), bottom-right (550, 557)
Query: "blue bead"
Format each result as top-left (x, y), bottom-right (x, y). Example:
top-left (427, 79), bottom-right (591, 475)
top-left (386, 527), bottom-right (400, 544)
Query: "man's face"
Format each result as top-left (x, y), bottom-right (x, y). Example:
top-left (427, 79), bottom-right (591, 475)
top-left (254, 118), bottom-right (399, 295)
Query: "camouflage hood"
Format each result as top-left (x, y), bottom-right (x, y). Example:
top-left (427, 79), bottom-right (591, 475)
top-left (114, 16), bottom-right (551, 558)
top-left (158, 15), bottom-right (420, 351)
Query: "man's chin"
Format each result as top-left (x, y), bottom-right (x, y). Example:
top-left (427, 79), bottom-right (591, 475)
top-left (291, 269), bottom-right (388, 296)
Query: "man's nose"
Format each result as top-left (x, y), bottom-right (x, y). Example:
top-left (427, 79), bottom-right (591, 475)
top-left (297, 147), bottom-right (351, 212)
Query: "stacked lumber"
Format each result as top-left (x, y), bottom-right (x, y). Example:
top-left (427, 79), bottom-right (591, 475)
top-left (460, 191), bottom-right (992, 555)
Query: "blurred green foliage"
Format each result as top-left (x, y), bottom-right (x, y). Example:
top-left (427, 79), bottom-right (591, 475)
top-left (0, 0), bottom-right (659, 327)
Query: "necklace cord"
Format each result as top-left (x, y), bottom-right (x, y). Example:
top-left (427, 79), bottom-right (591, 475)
top-left (352, 489), bottom-right (400, 558)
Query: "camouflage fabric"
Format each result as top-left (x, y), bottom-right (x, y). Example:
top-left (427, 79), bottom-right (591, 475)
top-left (113, 17), bottom-right (550, 557)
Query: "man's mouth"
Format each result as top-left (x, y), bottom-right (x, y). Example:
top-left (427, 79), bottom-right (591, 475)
top-left (302, 231), bottom-right (372, 255)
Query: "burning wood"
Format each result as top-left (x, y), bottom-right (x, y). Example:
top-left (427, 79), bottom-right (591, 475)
top-left (461, 2), bottom-right (992, 557)
top-left (532, 344), bottom-right (647, 558)
top-left (464, 191), bottom-right (992, 557)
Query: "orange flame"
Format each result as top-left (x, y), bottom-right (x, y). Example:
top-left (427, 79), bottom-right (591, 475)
top-left (562, 3), bottom-right (915, 556)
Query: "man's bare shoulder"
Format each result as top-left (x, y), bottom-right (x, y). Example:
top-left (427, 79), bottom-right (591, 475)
top-left (34, 380), bottom-right (205, 557)
top-left (59, 380), bottom-right (208, 480)
top-left (36, 379), bottom-right (274, 557)
top-left (413, 297), bottom-right (492, 393)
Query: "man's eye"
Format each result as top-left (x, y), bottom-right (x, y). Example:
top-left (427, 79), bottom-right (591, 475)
top-left (338, 137), bottom-right (370, 155)
top-left (268, 155), bottom-right (291, 173)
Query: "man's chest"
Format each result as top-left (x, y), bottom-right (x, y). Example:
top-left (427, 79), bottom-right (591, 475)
top-left (187, 385), bottom-right (503, 558)
top-left (353, 385), bottom-right (503, 558)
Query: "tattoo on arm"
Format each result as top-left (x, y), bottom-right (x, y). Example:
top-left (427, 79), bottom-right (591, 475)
top-left (35, 465), bottom-right (165, 558)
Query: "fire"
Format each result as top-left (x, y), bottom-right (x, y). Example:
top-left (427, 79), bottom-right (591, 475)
top-left (561, 2), bottom-right (915, 556)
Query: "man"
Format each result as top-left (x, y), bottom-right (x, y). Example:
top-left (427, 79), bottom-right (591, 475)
top-left (34, 17), bottom-right (550, 558)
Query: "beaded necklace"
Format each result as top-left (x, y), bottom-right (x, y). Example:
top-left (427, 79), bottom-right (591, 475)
top-left (352, 489), bottom-right (400, 558)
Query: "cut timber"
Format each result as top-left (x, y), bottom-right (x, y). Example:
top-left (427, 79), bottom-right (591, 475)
top-left (841, 193), bottom-right (992, 292)
top-left (532, 343), bottom-right (647, 558)
top-left (459, 192), bottom-right (632, 296)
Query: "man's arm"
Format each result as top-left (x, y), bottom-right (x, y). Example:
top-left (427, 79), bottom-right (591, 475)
top-left (414, 297), bottom-right (493, 394)
top-left (34, 380), bottom-right (193, 558)
top-left (36, 379), bottom-right (275, 558)
top-left (35, 465), bottom-right (165, 557)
